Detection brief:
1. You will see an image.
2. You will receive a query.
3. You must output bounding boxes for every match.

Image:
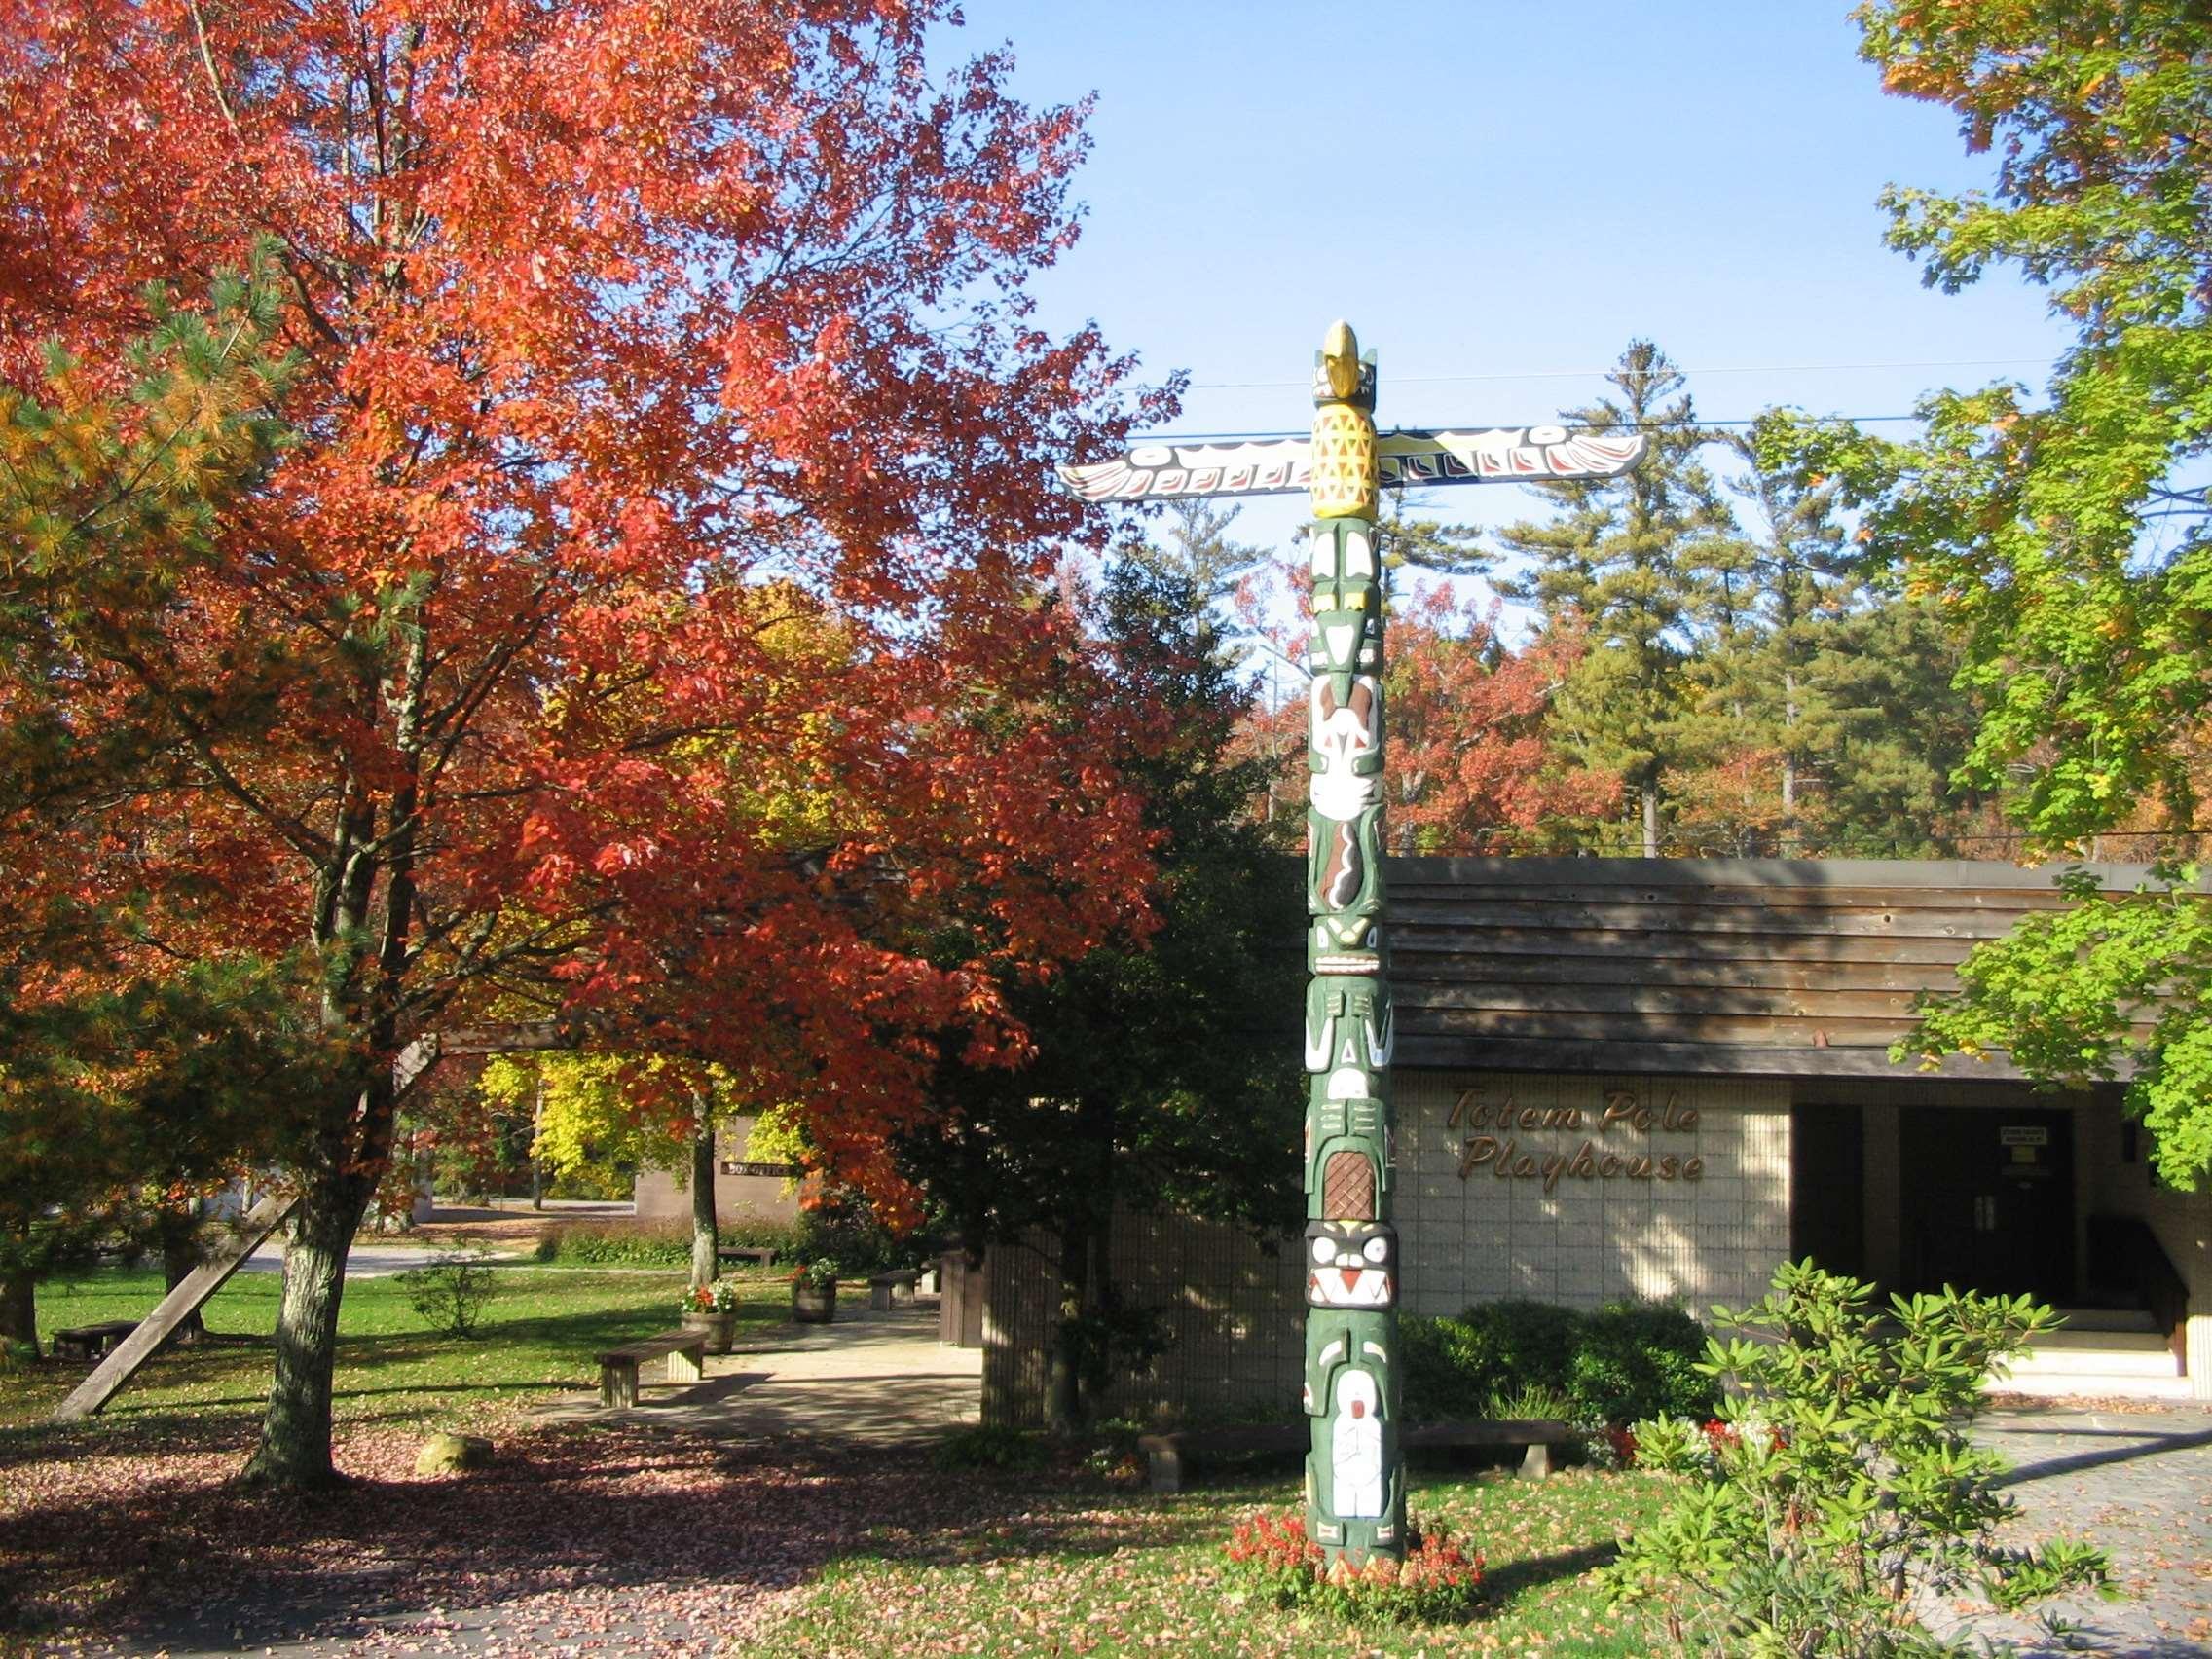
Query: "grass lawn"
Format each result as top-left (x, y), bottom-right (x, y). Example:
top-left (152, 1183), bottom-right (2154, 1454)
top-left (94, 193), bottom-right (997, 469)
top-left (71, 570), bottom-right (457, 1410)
top-left (1, 1265), bottom-right (1681, 1654)
top-left (727, 1459), bottom-right (1679, 1657)
top-left (0, 1259), bottom-right (792, 1434)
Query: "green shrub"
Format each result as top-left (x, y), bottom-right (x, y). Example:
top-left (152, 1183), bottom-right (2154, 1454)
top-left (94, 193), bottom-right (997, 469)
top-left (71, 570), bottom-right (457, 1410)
top-left (536, 1220), bottom-right (692, 1267)
top-left (1402, 1298), bottom-right (1714, 1429)
top-left (1483, 1381), bottom-right (1575, 1423)
top-left (933, 1423), bottom-right (1046, 1471)
top-left (791, 1204), bottom-right (942, 1277)
top-left (1602, 1259), bottom-right (2114, 1655)
top-left (395, 1251), bottom-right (499, 1338)
top-left (1566, 1302), bottom-right (1711, 1425)
top-left (722, 1214), bottom-right (807, 1256)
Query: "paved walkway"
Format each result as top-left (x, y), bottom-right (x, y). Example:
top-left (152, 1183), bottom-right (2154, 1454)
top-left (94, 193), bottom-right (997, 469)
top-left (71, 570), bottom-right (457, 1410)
top-left (529, 1302), bottom-right (982, 1445)
top-left (1960, 1404), bottom-right (2212, 1655)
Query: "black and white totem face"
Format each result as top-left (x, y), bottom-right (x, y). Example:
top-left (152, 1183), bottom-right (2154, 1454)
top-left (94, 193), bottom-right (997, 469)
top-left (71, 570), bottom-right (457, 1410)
top-left (1305, 1220), bottom-right (1396, 1309)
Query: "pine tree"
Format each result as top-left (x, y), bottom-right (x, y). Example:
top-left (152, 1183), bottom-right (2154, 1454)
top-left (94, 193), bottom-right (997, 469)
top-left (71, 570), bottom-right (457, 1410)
top-left (1138, 498), bottom-right (1267, 628)
top-left (1495, 341), bottom-right (1737, 856)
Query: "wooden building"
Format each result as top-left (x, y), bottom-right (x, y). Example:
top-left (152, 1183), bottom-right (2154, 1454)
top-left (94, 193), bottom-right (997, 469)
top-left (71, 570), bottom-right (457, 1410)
top-left (980, 857), bottom-right (2209, 1423)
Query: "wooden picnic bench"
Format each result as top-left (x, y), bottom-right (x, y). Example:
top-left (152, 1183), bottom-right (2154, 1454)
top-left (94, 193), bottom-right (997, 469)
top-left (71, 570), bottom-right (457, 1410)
top-left (715, 1244), bottom-right (779, 1270)
top-left (1134, 1417), bottom-right (1576, 1493)
top-left (597, 1328), bottom-right (708, 1409)
top-left (51, 1321), bottom-right (138, 1362)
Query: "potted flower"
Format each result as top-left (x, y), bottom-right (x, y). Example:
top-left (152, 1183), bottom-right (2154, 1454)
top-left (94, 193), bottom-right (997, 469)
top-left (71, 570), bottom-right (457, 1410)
top-left (679, 1279), bottom-right (744, 1353)
top-left (791, 1258), bottom-right (839, 1323)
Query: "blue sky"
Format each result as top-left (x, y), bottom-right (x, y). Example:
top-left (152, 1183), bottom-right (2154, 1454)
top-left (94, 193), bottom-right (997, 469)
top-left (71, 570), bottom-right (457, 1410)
top-left (943, 2), bottom-right (2070, 592)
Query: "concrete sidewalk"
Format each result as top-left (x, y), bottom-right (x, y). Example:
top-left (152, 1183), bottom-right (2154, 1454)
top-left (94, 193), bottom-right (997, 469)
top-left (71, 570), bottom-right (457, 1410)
top-left (530, 1303), bottom-right (981, 1446)
top-left (1955, 1404), bottom-right (2212, 1656)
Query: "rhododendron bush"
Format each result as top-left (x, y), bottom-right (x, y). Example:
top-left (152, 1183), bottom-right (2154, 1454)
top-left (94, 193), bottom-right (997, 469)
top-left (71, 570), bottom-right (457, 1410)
top-left (0, 0), bottom-right (1167, 1484)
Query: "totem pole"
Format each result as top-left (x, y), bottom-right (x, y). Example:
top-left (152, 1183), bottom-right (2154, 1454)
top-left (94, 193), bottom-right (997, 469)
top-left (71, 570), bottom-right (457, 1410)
top-left (1297, 321), bottom-right (1400, 1561)
top-left (1058, 323), bottom-right (1644, 1568)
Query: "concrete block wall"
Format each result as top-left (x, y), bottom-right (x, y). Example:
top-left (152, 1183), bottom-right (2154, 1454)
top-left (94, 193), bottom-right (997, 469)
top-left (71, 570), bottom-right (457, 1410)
top-left (1397, 1072), bottom-right (1792, 1316)
top-left (631, 1117), bottom-right (802, 1228)
top-left (980, 1070), bottom-right (1792, 1426)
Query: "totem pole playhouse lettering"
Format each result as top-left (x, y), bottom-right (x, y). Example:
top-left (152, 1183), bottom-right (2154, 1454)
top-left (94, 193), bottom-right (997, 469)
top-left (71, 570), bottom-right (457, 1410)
top-left (1451, 1087), bottom-right (1708, 1193)
top-left (1057, 323), bottom-right (1644, 1572)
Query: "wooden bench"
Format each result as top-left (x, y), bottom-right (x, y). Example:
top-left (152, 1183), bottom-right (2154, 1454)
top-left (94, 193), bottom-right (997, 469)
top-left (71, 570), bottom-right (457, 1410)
top-left (716, 1244), bottom-right (779, 1270)
top-left (52, 1321), bottom-right (137, 1362)
top-left (1134, 1417), bottom-right (1577, 1493)
top-left (867, 1269), bottom-right (921, 1310)
top-left (597, 1329), bottom-right (708, 1409)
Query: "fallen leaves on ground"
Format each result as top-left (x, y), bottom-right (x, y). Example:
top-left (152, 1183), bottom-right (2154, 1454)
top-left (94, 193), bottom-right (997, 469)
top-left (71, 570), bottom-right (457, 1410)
top-left (0, 1413), bottom-right (1011, 1655)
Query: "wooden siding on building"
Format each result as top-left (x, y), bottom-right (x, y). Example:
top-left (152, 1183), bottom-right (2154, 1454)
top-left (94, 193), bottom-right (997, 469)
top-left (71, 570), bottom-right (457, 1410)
top-left (1389, 856), bottom-right (2168, 1079)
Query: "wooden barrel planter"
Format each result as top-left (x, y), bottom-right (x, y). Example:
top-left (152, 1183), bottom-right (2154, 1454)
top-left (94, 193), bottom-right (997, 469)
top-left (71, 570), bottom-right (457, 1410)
top-left (791, 1282), bottom-right (836, 1324)
top-left (681, 1309), bottom-right (738, 1354)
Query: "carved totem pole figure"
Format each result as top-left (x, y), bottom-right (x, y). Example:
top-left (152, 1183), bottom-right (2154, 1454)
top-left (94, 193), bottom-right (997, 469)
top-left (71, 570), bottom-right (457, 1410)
top-left (1297, 321), bottom-right (1401, 1560)
top-left (1056, 322), bottom-right (1645, 1569)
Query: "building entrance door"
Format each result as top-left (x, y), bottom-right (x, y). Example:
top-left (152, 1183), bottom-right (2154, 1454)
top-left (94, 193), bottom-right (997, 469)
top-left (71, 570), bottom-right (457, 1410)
top-left (1899, 1106), bottom-right (2074, 1304)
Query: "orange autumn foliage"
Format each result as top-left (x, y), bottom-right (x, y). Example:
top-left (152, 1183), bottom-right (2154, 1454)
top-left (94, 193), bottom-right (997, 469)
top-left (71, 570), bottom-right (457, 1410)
top-left (0, 0), bottom-right (1166, 1475)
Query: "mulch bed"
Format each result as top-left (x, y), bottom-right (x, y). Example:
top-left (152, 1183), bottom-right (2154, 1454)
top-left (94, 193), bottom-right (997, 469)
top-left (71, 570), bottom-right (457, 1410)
top-left (0, 1414), bottom-right (1000, 1655)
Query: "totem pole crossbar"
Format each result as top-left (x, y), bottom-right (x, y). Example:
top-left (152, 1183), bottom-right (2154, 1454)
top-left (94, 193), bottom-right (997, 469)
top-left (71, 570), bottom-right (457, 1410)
top-left (1059, 323), bottom-right (1643, 1567)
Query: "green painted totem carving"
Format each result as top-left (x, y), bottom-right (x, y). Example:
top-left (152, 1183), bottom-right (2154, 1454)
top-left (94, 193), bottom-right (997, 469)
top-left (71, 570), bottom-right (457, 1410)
top-left (1300, 321), bottom-right (1401, 1564)
top-left (1052, 319), bottom-right (1647, 1575)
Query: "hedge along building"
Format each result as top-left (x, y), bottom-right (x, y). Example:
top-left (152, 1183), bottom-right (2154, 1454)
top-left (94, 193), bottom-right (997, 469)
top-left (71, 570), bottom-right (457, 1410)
top-left (978, 855), bottom-right (2212, 1421)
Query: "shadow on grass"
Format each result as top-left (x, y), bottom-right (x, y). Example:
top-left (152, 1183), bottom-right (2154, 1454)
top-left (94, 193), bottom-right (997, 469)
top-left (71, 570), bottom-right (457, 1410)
top-left (1478, 1538), bottom-right (1622, 1607)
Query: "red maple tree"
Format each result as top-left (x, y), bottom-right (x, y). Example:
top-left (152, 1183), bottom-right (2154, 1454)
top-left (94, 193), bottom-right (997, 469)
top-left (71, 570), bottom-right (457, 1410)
top-left (1383, 590), bottom-right (1619, 852)
top-left (1247, 584), bottom-right (1616, 854)
top-left (0, 0), bottom-right (1166, 1484)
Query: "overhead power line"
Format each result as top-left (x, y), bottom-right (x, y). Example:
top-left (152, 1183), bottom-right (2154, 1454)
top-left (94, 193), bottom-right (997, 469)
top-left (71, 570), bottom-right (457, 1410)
top-left (1188, 355), bottom-right (2054, 391)
top-left (1138, 414), bottom-right (1932, 445)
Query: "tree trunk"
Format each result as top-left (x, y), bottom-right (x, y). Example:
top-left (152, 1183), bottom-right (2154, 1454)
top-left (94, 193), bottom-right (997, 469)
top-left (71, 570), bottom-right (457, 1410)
top-left (160, 1201), bottom-right (207, 1346)
top-left (1080, 1204), bottom-right (1116, 1423)
top-left (0, 1266), bottom-right (34, 1349)
top-left (1781, 671), bottom-right (1801, 858)
top-left (1781, 756), bottom-right (1799, 857)
top-left (531, 1075), bottom-right (546, 1212)
top-left (239, 1163), bottom-right (370, 1488)
top-left (1641, 781), bottom-right (1660, 859)
top-left (689, 1123), bottom-right (718, 1288)
top-left (1046, 1214), bottom-right (1088, 1434)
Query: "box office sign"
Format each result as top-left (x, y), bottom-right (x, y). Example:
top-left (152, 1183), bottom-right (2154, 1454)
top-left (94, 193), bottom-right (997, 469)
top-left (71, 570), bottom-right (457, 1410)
top-left (1450, 1087), bottom-right (1708, 1194)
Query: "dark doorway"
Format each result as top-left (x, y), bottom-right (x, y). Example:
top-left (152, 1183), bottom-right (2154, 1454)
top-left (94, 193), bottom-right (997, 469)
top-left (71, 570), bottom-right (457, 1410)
top-left (1899, 1106), bottom-right (2074, 1303)
top-left (1790, 1104), bottom-right (1864, 1278)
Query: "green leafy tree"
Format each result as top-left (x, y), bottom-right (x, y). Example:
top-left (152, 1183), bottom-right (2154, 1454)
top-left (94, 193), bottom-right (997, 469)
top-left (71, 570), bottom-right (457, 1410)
top-left (1773, 2), bottom-right (2212, 1183)
top-left (480, 1052), bottom-right (750, 1285)
top-left (903, 555), bottom-right (1302, 1429)
top-left (1496, 341), bottom-right (1740, 856)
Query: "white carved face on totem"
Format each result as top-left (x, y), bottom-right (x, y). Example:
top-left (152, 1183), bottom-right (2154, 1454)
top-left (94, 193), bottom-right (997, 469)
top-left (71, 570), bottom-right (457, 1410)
top-left (1309, 676), bottom-right (1381, 823)
top-left (1308, 1222), bottom-right (1395, 1308)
